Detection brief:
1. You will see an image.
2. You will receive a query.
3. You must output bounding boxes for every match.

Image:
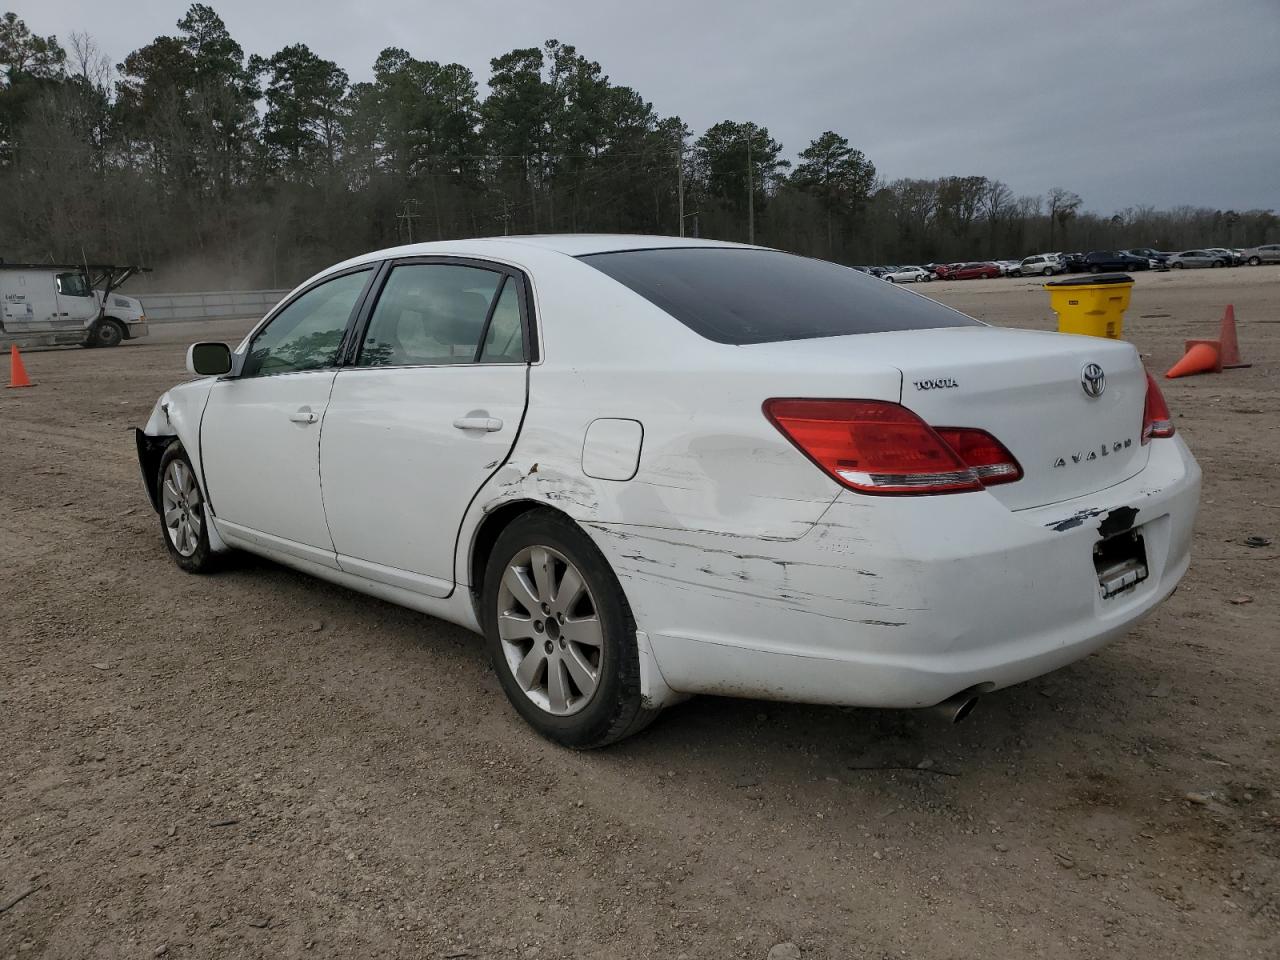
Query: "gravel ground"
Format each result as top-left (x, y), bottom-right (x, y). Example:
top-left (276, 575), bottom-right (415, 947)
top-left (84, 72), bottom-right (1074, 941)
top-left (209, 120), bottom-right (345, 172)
top-left (2, 267), bottom-right (1277, 959)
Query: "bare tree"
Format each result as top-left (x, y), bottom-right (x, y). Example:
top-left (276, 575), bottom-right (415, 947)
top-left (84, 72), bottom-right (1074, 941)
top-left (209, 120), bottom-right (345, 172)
top-left (1046, 187), bottom-right (1082, 250)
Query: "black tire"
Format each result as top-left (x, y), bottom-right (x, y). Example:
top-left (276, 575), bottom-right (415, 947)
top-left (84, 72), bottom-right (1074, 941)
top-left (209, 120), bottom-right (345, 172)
top-left (481, 509), bottom-right (656, 749)
top-left (1089, 264), bottom-right (1101, 274)
top-left (1212, 260), bottom-right (1224, 268)
top-left (1042, 267), bottom-right (1052, 276)
top-left (886, 276), bottom-right (896, 283)
top-left (1173, 262), bottom-right (1184, 269)
top-left (1248, 256), bottom-right (1261, 266)
top-left (88, 319), bottom-right (125, 348)
top-left (157, 442), bottom-right (216, 574)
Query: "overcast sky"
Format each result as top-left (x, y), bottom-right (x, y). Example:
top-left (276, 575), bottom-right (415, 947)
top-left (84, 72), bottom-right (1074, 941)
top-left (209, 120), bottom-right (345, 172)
top-left (19, 0), bottom-right (1280, 212)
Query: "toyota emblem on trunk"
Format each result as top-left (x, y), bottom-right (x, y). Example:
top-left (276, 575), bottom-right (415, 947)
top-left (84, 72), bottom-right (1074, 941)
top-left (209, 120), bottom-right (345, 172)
top-left (1081, 363), bottom-right (1106, 398)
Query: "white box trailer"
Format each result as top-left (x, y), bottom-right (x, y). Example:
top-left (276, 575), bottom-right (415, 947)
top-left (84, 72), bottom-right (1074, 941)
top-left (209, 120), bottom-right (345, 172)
top-left (0, 263), bottom-right (151, 348)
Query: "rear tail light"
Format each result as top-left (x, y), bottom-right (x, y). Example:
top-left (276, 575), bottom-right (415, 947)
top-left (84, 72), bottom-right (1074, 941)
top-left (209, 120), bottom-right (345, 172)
top-left (1141, 372), bottom-right (1174, 443)
top-left (933, 428), bottom-right (1023, 485)
top-left (763, 399), bottom-right (1021, 495)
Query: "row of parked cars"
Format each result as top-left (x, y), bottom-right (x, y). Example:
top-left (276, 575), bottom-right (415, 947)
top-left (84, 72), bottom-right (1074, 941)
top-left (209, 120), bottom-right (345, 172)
top-left (857, 243), bottom-right (1280, 283)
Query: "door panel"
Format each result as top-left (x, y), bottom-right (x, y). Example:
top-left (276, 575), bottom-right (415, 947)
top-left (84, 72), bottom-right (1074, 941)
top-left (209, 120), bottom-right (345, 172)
top-left (198, 267), bottom-right (373, 561)
top-left (201, 372), bottom-right (340, 561)
top-left (320, 364), bottom-right (527, 594)
top-left (54, 272), bottom-right (100, 327)
top-left (318, 261), bottom-right (531, 593)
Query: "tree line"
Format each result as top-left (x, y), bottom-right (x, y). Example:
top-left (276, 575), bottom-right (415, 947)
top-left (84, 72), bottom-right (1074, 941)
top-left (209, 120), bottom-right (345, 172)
top-left (1, 6), bottom-right (1275, 289)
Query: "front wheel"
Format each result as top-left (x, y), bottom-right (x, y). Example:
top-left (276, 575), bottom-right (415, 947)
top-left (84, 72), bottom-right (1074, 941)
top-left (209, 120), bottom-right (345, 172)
top-left (1042, 267), bottom-right (1052, 276)
top-left (157, 443), bottom-right (215, 573)
top-left (1089, 265), bottom-right (1102, 274)
top-left (482, 510), bottom-right (655, 748)
top-left (1212, 260), bottom-right (1225, 268)
top-left (886, 276), bottom-right (896, 283)
top-left (1173, 262), bottom-right (1184, 269)
top-left (87, 319), bottom-right (124, 348)
top-left (1248, 256), bottom-right (1261, 266)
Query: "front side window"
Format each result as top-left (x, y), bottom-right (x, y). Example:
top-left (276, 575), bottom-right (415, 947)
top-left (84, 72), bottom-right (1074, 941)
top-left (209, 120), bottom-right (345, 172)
top-left (242, 270), bottom-right (370, 378)
top-left (56, 272), bottom-right (92, 297)
top-left (357, 263), bottom-right (505, 367)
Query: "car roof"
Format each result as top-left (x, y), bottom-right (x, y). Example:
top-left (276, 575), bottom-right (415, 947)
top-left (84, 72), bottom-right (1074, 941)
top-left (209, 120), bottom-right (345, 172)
top-left (494, 234), bottom-right (760, 255)
top-left (315, 234), bottom-right (766, 281)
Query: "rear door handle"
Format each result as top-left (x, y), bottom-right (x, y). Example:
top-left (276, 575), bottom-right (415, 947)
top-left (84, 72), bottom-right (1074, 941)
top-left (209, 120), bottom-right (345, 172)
top-left (453, 416), bottom-right (503, 432)
top-left (289, 407), bottom-right (319, 425)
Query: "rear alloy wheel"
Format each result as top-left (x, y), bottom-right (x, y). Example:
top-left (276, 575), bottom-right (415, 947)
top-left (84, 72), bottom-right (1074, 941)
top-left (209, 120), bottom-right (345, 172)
top-left (158, 443), bottom-right (215, 573)
top-left (1248, 256), bottom-right (1261, 266)
top-left (483, 510), bottom-right (654, 748)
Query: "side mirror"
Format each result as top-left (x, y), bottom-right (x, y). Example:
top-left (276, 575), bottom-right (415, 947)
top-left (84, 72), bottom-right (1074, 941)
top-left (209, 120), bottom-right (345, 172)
top-left (187, 342), bottom-right (233, 376)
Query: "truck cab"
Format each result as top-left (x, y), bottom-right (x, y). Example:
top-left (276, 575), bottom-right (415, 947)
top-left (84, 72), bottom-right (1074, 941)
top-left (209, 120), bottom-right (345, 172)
top-left (0, 263), bottom-right (150, 348)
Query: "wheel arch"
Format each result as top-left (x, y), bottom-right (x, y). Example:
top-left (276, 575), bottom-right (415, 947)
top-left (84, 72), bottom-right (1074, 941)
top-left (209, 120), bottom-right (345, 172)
top-left (462, 496), bottom-right (683, 712)
top-left (103, 315), bottom-right (132, 338)
top-left (466, 499), bottom-right (550, 607)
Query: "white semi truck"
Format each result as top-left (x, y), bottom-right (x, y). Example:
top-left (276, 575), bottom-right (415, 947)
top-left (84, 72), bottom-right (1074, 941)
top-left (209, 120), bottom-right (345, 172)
top-left (0, 262), bottom-right (150, 348)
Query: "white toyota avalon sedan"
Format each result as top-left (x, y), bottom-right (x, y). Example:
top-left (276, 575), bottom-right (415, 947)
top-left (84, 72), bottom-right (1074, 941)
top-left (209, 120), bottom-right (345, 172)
top-left (135, 235), bottom-right (1200, 747)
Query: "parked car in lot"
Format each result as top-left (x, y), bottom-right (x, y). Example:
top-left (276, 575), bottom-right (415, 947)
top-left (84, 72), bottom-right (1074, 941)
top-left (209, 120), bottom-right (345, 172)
top-left (1123, 248), bottom-right (1169, 265)
top-left (1082, 251), bottom-right (1150, 273)
top-left (996, 260), bottom-right (1022, 276)
top-left (136, 235), bottom-right (1201, 746)
top-left (883, 265), bottom-right (933, 283)
top-left (938, 261), bottom-right (1002, 280)
top-left (1240, 243), bottom-right (1280, 265)
top-left (1018, 254), bottom-right (1065, 277)
top-left (1058, 252), bottom-right (1087, 273)
top-left (1205, 247), bottom-right (1243, 266)
top-left (1168, 249), bottom-right (1227, 269)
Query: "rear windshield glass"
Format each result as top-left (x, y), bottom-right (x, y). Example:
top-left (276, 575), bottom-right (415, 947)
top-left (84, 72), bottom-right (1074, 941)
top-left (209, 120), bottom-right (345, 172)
top-left (579, 247), bottom-right (979, 344)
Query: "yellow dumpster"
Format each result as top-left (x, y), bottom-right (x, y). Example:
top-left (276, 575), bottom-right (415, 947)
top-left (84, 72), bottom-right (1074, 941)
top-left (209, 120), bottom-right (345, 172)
top-left (1043, 273), bottom-right (1134, 339)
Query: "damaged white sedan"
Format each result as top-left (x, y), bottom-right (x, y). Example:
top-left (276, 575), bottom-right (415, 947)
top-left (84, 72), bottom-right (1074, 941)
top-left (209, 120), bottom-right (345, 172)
top-left (135, 236), bottom-right (1200, 747)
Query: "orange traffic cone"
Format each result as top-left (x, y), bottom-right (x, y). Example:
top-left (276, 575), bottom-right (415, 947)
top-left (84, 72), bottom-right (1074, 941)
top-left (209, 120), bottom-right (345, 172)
top-left (6, 345), bottom-right (34, 388)
top-left (1218, 304), bottom-right (1250, 369)
top-left (1166, 340), bottom-right (1222, 379)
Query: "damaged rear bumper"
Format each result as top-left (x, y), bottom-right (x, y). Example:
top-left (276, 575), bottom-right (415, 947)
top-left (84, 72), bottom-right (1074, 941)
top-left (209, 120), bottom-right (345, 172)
top-left (591, 435), bottom-right (1201, 708)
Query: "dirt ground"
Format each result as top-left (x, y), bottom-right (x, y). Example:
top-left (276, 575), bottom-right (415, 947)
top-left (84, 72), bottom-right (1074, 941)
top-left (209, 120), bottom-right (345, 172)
top-left (2, 266), bottom-right (1277, 959)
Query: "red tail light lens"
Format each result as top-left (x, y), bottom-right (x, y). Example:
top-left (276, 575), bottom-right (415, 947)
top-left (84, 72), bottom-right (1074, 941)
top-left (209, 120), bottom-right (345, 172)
top-left (1141, 372), bottom-right (1174, 443)
top-left (933, 428), bottom-right (1023, 485)
top-left (764, 399), bottom-right (983, 495)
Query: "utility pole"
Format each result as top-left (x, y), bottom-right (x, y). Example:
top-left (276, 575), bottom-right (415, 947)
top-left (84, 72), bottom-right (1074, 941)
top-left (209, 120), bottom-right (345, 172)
top-left (397, 198), bottom-right (421, 244)
top-left (676, 135), bottom-right (685, 238)
top-left (746, 123), bottom-right (755, 245)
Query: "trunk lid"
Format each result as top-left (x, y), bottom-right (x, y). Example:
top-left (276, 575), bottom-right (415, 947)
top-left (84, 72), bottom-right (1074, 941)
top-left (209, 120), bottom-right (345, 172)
top-left (888, 326), bottom-right (1149, 509)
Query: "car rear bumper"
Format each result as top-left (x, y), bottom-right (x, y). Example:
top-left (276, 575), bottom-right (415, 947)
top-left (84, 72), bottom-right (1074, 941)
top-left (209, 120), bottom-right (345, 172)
top-left (593, 435), bottom-right (1200, 708)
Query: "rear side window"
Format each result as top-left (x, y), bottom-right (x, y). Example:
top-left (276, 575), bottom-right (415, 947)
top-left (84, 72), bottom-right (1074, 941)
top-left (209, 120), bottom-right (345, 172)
top-left (579, 248), bottom-right (978, 345)
top-left (358, 263), bottom-right (503, 367)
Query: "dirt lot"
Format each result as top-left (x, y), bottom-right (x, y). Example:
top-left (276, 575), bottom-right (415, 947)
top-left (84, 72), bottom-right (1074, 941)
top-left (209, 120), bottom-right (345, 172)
top-left (2, 267), bottom-right (1277, 959)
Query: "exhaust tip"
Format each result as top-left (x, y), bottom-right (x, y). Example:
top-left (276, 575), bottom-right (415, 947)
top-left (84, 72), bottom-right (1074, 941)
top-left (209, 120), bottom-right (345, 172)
top-left (929, 687), bottom-right (985, 723)
top-left (950, 695), bottom-right (979, 724)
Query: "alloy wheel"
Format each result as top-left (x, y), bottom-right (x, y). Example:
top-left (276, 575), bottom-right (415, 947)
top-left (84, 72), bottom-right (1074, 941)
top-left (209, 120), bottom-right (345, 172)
top-left (496, 545), bottom-right (603, 716)
top-left (161, 459), bottom-right (203, 557)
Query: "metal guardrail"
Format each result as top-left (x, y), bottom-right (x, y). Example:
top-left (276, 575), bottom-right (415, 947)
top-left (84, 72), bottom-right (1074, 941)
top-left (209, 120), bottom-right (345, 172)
top-left (138, 289), bottom-right (291, 323)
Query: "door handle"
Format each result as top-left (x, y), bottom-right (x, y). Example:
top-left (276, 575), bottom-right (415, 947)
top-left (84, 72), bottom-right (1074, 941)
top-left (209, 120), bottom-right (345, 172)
top-left (289, 408), bottom-right (319, 425)
top-left (453, 416), bottom-right (503, 432)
